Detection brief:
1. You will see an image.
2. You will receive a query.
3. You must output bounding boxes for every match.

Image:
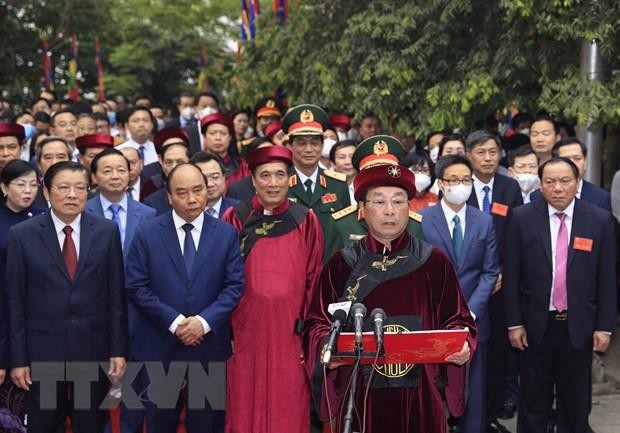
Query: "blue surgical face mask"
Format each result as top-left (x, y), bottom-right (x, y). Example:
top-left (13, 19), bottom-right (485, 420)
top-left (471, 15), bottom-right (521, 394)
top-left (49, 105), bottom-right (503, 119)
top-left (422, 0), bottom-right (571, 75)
top-left (108, 111), bottom-right (117, 126)
top-left (23, 123), bottom-right (36, 140)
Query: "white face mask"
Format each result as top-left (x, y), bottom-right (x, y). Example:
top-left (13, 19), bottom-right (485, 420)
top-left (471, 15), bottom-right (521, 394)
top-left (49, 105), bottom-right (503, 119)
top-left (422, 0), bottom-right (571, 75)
top-left (414, 173), bottom-right (432, 192)
top-left (321, 138), bottom-right (337, 159)
top-left (181, 106), bottom-right (195, 121)
top-left (514, 173), bottom-right (540, 193)
top-left (518, 128), bottom-right (530, 136)
top-left (442, 184), bottom-right (472, 206)
top-left (198, 106), bottom-right (218, 120)
top-left (429, 146), bottom-right (439, 163)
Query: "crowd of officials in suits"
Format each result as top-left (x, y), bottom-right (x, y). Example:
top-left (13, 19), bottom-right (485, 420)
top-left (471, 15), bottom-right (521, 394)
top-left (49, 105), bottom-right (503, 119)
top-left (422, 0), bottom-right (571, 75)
top-left (0, 89), bottom-right (617, 433)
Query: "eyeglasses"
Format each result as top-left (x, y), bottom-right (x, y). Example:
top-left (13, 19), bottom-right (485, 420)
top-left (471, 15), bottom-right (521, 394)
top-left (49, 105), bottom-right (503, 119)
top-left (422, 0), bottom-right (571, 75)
top-left (10, 181), bottom-right (38, 190)
top-left (51, 184), bottom-right (88, 195)
top-left (365, 198), bottom-right (408, 209)
top-left (441, 177), bottom-right (473, 186)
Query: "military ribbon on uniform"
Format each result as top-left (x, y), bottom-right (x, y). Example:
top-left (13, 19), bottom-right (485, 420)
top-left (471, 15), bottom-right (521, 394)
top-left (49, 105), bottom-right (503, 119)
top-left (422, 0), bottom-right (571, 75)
top-left (67, 33), bottom-right (80, 101)
top-left (95, 37), bottom-right (105, 102)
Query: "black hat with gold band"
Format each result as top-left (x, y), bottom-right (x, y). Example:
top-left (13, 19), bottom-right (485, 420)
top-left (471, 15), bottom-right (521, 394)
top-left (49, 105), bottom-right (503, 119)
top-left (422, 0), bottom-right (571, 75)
top-left (281, 104), bottom-right (329, 137)
top-left (351, 134), bottom-right (406, 171)
top-left (254, 97), bottom-right (283, 118)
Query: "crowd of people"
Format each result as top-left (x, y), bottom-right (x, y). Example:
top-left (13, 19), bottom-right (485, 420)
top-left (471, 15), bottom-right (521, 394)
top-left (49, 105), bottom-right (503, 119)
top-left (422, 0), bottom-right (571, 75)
top-left (0, 89), bottom-right (618, 433)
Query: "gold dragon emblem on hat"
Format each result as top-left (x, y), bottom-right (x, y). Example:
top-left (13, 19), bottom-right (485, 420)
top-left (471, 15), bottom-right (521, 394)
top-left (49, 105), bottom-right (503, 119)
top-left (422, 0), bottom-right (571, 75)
top-left (266, 99), bottom-right (276, 108)
top-left (300, 109), bottom-right (314, 123)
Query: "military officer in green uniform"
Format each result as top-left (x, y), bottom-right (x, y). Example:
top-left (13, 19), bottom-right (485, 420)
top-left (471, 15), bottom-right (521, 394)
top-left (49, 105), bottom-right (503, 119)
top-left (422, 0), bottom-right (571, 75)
top-left (282, 104), bottom-right (351, 258)
top-left (324, 135), bottom-right (424, 258)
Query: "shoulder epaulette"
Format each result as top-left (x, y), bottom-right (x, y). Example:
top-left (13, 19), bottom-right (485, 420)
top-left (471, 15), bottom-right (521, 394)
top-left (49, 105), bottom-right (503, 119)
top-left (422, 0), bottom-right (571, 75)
top-left (289, 174), bottom-right (297, 188)
top-left (322, 169), bottom-right (347, 182)
top-left (332, 204), bottom-right (358, 221)
top-left (409, 210), bottom-right (423, 223)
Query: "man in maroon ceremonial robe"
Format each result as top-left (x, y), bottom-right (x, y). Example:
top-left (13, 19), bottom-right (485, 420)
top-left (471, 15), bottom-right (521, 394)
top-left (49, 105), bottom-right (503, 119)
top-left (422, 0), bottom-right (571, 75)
top-left (303, 156), bottom-right (476, 433)
top-left (222, 145), bottom-right (324, 433)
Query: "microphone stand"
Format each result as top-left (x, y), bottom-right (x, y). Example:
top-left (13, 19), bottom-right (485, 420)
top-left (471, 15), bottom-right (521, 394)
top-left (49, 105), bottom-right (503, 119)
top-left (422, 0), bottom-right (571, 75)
top-left (342, 337), bottom-right (363, 433)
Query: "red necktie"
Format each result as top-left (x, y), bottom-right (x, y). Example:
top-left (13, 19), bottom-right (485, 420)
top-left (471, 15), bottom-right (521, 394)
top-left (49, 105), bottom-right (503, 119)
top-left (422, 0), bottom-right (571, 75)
top-left (552, 212), bottom-right (568, 311)
top-left (62, 226), bottom-right (78, 280)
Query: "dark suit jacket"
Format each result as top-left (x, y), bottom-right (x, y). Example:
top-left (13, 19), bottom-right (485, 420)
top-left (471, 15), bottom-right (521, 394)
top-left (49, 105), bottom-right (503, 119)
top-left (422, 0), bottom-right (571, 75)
top-left (216, 197), bottom-right (238, 220)
top-left (125, 212), bottom-right (244, 362)
top-left (6, 211), bottom-right (128, 366)
top-left (86, 194), bottom-right (156, 253)
top-left (166, 117), bottom-right (202, 155)
top-left (420, 204), bottom-right (500, 342)
top-left (144, 188), bottom-right (171, 216)
top-left (467, 174), bottom-right (523, 257)
top-left (226, 176), bottom-right (254, 202)
top-left (0, 283), bottom-right (7, 368)
top-left (503, 198), bottom-right (617, 350)
top-left (531, 179), bottom-right (611, 212)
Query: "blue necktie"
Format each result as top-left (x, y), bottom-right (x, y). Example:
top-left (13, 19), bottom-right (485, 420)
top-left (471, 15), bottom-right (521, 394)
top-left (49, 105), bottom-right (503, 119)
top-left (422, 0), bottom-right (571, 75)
top-left (182, 223), bottom-right (196, 277)
top-left (138, 145), bottom-right (145, 161)
top-left (482, 185), bottom-right (491, 214)
top-left (206, 207), bottom-right (216, 218)
top-left (452, 214), bottom-right (463, 263)
top-left (109, 204), bottom-right (122, 238)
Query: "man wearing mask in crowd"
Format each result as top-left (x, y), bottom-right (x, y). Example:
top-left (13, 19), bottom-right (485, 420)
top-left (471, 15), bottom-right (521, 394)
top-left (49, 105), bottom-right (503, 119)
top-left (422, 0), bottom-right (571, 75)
top-left (421, 154), bottom-right (499, 433)
top-left (427, 130), bottom-right (445, 163)
top-left (167, 92), bottom-right (201, 154)
top-left (328, 114), bottom-right (352, 142)
top-left (117, 106), bottom-right (157, 165)
top-left (465, 131), bottom-right (523, 433)
top-left (508, 145), bottom-right (540, 204)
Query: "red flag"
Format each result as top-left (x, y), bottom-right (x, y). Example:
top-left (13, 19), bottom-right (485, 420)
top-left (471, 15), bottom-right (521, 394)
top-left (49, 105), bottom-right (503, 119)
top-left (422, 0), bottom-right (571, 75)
top-left (42, 37), bottom-right (54, 90)
top-left (95, 37), bottom-right (105, 102)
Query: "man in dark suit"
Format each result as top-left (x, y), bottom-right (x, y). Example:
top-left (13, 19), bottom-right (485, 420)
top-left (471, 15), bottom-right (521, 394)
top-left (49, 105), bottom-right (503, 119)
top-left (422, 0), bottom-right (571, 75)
top-left (465, 130), bottom-right (523, 432)
top-left (125, 163), bottom-right (244, 433)
top-left (420, 154), bottom-right (500, 433)
top-left (86, 148), bottom-right (156, 254)
top-left (6, 161), bottom-right (128, 433)
top-left (165, 92), bottom-right (202, 154)
top-left (190, 152), bottom-right (238, 219)
top-left (504, 157), bottom-right (616, 433)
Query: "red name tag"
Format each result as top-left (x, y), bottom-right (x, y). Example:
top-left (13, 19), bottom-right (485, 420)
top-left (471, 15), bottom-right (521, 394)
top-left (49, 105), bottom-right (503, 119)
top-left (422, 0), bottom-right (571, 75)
top-left (574, 237), bottom-right (593, 252)
top-left (491, 202), bottom-right (509, 217)
top-left (321, 193), bottom-right (337, 204)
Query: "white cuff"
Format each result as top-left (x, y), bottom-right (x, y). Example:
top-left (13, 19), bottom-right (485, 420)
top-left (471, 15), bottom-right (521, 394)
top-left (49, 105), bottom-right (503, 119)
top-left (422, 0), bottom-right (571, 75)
top-left (169, 314), bottom-right (186, 334)
top-left (196, 315), bottom-right (211, 335)
top-left (508, 325), bottom-right (524, 330)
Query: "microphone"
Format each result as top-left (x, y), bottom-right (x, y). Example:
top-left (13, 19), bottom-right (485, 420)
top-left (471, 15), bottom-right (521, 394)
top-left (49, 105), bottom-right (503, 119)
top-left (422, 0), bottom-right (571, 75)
top-left (322, 309), bottom-right (348, 365)
top-left (352, 303), bottom-right (367, 349)
top-left (370, 308), bottom-right (386, 351)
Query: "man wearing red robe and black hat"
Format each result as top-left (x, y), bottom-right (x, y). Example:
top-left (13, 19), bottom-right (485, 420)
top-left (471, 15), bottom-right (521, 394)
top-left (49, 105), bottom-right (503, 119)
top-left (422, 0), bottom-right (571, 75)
top-left (223, 146), bottom-right (324, 433)
top-left (303, 151), bottom-right (476, 433)
top-left (75, 133), bottom-right (114, 171)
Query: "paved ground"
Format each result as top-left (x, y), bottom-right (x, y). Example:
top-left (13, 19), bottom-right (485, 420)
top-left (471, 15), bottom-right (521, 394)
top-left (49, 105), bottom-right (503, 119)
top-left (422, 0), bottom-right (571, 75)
top-left (501, 326), bottom-right (620, 433)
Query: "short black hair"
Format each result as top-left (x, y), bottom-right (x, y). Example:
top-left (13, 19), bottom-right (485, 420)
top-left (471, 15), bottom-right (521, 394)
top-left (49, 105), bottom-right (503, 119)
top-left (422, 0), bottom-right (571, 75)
top-left (438, 133), bottom-right (466, 158)
top-left (538, 156), bottom-right (579, 181)
top-left (531, 114), bottom-right (558, 133)
top-left (507, 145), bottom-right (537, 167)
top-left (190, 151), bottom-right (226, 174)
top-left (165, 162), bottom-right (208, 193)
top-left (127, 105), bottom-right (157, 133)
top-left (1, 159), bottom-right (37, 185)
top-left (435, 154), bottom-right (473, 179)
top-left (133, 95), bottom-right (152, 106)
top-left (93, 112), bottom-right (109, 124)
top-left (31, 97), bottom-right (51, 110)
top-left (230, 107), bottom-right (251, 120)
top-left (197, 91), bottom-right (220, 108)
top-left (512, 112), bottom-right (533, 129)
top-left (90, 148), bottom-right (129, 174)
top-left (552, 137), bottom-right (587, 157)
top-left (425, 130), bottom-right (445, 146)
top-left (51, 109), bottom-right (77, 126)
top-left (247, 137), bottom-right (274, 154)
top-left (161, 142), bottom-right (191, 160)
top-left (178, 92), bottom-right (195, 101)
top-left (43, 161), bottom-right (88, 190)
top-left (329, 139), bottom-right (358, 163)
top-left (33, 111), bottom-right (51, 123)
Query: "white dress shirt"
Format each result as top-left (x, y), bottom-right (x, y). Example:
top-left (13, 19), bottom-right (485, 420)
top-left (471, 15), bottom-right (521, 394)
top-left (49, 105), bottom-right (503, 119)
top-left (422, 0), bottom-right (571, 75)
top-left (117, 138), bottom-right (158, 165)
top-left (576, 178), bottom-right (583, 199)
top-left (50, 211), bottom-right (81, 258)
top-left (473, 175), bottom-right (495, 211)
top-left (206, 197), bottom-right (222, 219)
top-left (295, 167), bottom-right (319, 194)
top-left (168, 210), bottom-right (210, 335)
top-left (348, 183), bottom-right (356, 205)
top-left (100, 194), bottom-right (128, 246)
top-left (440, 199), bottom-right (467, 238)
top-left (547, 200), bottom-right (574, 311)
top-left (127, 177), bottom-right (141, 202)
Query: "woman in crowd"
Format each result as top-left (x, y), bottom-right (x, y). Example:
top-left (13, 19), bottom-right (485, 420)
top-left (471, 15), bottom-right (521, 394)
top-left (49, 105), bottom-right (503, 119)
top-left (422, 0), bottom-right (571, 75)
top-left (403, 149), bottom-right (438, 211)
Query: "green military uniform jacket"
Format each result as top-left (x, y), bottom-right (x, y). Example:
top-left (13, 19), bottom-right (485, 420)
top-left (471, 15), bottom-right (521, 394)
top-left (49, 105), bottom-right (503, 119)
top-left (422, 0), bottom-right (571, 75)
top-left (288, 167), bottom-right (350, 258)
top-left (324, 204), bottom-right (425, 260)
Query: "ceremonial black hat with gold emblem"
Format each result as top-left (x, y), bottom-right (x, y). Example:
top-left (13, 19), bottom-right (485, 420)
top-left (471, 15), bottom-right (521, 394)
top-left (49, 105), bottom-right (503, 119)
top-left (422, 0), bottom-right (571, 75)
top-left (353, 163), bottom-right (416, 201)
top-left (351, 135), bottom-right (406, 171)
top-left (281, 104), bottom-right (329, 137)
